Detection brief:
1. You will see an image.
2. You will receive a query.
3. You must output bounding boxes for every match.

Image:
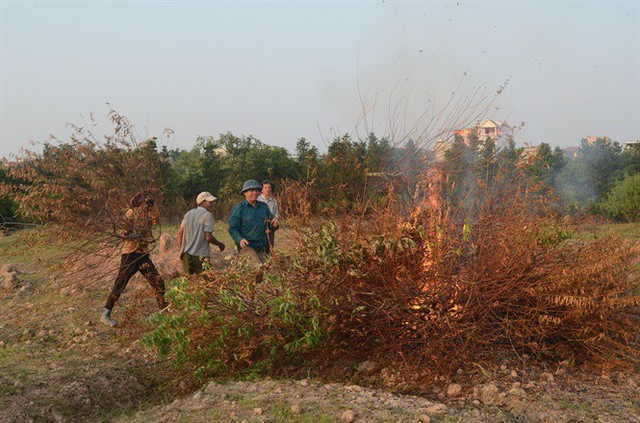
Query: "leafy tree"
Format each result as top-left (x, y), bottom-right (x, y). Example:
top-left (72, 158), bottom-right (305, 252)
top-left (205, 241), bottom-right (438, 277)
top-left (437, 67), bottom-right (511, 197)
top-left (528, 143), bottom-right (567, 188)
top-left (244, 145), bottom-right (298, 182)
top-left (294, 137), bottom-right (320, 184)
top-left (320, 134), bottom-right (367, 212)
top-left (578, 138), bottom-right (624, 197)
top-left (165, 145), bottom-right (224, 205)
top-left (478, 137), bottom-right (498, 182)
top-left (364, 133), bottom-right (393, 172)
top-left (551, 146), bottom-right (568, 178)
top-left (554, 159), bottom-right (597, 212)
top-left (295, 137), bottom-right (318, 164)
top-left (495, 137), bottom-right (523, 179)
top-left (600, 172), bottom-right (640, 222)
top-left (0, 164), bottom-right (18, 223)
top-left (163, 133), bottom-right (298, 214)
top-left (395, 139), bottom-right (424, 200)
top-left (620, 143), bottom-right (640, 177)
top-left (555, 138), bottom-right (626, 212)
top-left (441, 133), bottom-right (530, 220)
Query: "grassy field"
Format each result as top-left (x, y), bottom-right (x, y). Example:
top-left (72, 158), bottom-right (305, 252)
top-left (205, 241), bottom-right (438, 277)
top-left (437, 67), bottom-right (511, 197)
top-left (568, 221), bottom-right (640, 241)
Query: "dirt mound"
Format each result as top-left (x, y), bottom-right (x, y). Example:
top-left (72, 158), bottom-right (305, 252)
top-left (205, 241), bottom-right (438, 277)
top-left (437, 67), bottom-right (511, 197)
top-left (121, 366), bottom-right (640, 423)
top-left (157, 233), bottom-right (174, 254)
top-left (0, 353), bottom-right (152, 422)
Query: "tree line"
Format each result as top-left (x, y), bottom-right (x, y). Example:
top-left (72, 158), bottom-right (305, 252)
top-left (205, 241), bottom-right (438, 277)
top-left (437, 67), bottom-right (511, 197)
top-left (1, 131), bottom-right (639, 225)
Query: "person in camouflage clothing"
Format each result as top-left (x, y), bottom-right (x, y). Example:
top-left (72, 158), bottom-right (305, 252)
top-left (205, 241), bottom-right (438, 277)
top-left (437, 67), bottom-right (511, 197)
top-left (101, 191), bottom-right (167, 327)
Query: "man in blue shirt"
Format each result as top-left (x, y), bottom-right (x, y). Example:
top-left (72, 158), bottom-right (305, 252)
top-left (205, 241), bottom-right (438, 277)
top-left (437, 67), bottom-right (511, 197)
top-left (228, 180), bottom-right (278, 268)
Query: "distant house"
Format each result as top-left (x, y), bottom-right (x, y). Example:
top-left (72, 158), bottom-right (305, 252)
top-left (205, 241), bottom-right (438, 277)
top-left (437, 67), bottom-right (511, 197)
top-left (521, 142), bottom-right (538, 159)
top-left (453, 128), bottom-right (474, 141)
top-left (430, 119), bottom-right (515, 162)
top-left (214, 147), bottom-right (228, 157)
top-left (433, 139), bottom-right (451, 162)
top-left (452, 119), bottom-right (513, 145)
top-left (431, 119), bottom-right (513, 162)
top-left (624, 140), bottom-right (639, 151)
top-left (476, 119), bottom-right (512, 143)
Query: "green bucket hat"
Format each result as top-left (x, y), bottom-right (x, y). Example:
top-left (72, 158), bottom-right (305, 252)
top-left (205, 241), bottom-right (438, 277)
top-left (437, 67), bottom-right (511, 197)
top-left (240, 179), bottom-right (262, 194)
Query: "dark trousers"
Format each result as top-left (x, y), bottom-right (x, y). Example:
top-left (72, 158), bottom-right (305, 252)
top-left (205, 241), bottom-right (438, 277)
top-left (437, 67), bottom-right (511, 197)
top-left (181, 253), bottom-right (209, 275)
top-left (268, 231), bottom-right (275, 249)
top-left (105, 252), bottom-right (167, 310)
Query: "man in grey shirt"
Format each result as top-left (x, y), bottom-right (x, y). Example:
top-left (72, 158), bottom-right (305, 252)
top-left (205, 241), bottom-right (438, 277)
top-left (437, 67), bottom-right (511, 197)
top-left (258, 180), bottom-right (279, 248)
top-left (177, 191), bottom-right (226, 274)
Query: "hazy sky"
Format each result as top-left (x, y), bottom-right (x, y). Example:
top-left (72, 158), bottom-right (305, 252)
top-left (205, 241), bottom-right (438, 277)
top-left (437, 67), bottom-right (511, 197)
top-left (1, 1), bottom-right (638, 159)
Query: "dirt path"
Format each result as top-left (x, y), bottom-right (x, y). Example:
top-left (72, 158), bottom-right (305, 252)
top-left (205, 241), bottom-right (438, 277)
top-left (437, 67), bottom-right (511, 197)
top-left (1, 229), bottom-right (638, 422)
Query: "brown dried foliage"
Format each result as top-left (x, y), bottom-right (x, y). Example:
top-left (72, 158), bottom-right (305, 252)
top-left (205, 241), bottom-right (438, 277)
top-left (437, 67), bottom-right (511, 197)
top-left (278, 177), bottom-right (315, 224)
top-left (159, 165), bottom-right (638, 384)
top-left (1, 110), bottom-right (167, 249)
top-left (296, 172), bottom-right (639, 370)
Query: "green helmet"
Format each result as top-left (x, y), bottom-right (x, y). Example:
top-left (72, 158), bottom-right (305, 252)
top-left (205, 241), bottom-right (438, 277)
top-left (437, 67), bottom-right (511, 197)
top-left (240, 179), bottom-right (262, 194)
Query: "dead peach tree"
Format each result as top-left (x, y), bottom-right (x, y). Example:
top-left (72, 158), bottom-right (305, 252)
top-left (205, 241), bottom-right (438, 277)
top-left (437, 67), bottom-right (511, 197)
top-left (2, 109), bottom-right (171, 253)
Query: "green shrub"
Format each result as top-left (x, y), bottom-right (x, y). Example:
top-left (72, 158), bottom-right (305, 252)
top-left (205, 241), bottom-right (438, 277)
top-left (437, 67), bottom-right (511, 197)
top-left (600, 173), bottom-right (640, 222)
top-left (143, 269), bottom-right (328, 380)
top-left (537, 224), bottom-right (572, 246)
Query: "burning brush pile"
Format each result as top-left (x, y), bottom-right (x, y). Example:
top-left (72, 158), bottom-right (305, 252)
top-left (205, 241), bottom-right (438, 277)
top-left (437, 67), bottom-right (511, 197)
top-left (146, 165), bottom-right (639, 384)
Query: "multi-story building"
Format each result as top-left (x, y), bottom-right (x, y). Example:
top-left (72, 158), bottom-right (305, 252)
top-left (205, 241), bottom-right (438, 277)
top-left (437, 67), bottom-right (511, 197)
top-left (432, 119), bottom-right (514, 161)
top-left (476, 119), bottom-right (512, 143)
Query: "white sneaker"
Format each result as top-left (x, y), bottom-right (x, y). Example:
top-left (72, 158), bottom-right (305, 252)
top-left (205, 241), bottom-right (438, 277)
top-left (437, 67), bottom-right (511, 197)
top-left (101, 307), bottom-right (117, 327)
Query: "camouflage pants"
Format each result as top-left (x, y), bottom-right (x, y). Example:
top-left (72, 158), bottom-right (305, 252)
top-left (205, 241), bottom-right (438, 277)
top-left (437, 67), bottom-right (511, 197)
top-left (105, 252), bottom-right (167, 310)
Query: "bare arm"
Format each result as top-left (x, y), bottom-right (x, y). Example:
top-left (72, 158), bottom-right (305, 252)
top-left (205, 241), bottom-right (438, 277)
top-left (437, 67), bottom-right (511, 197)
top-left (205, 232), bottom-right (226, 251)
top-left (177, 226), bottom-right (184, 259)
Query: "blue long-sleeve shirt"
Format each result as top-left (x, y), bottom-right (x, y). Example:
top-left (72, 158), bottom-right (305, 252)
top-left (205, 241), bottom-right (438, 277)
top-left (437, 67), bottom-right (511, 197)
top-left (228, 199), bottom-right (276, 252)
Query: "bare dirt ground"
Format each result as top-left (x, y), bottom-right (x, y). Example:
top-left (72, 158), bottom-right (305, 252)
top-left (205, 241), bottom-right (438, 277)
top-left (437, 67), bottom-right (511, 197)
top-left (0, 226), bottom-right (638, 422)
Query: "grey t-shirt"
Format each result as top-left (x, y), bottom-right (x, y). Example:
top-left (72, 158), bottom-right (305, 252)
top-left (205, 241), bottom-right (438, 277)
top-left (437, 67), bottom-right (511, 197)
top-left (180, 206), bottom-right (215, 258)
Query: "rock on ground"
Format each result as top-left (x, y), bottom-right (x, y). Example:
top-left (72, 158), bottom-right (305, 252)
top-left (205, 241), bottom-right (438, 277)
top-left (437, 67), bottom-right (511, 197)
top-left (158, 233), bottom-right (175, 253)
top-left (447, 383), bottom-right (462, 397)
